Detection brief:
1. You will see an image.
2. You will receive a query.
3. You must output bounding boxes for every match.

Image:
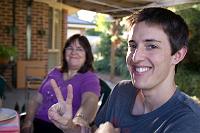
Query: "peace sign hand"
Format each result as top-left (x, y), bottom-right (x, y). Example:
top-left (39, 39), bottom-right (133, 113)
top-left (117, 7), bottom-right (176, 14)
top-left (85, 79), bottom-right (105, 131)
top-left (48, 79), bottom-right (75, 131)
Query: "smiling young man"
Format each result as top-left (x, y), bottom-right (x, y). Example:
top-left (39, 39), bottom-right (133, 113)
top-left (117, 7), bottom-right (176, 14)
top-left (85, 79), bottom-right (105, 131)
top-left (47, 8), bottom-right (200, 133)
top-left (94, 7), bottom-right (200, 133)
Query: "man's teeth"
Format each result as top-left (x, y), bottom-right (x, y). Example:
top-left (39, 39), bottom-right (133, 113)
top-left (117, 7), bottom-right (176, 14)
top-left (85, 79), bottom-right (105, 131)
top-left (135, 67), bottom-right (150, 72)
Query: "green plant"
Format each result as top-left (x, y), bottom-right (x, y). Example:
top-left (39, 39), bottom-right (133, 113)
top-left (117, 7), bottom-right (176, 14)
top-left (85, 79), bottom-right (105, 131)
top-left (176, 7), bottom-right (200, 72)
top-left (0, 44), bottom-right (18, 61)
top-left (176, 66), bottom-right (200, 98)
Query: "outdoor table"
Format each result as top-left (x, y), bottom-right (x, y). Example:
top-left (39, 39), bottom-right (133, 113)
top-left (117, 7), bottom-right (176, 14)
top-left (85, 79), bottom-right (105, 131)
top-left (0, 108), bottom-right (20, 133)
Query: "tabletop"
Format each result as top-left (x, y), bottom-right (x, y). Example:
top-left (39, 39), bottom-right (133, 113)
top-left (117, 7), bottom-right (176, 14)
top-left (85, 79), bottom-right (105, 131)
top-left (0, 108), bottom-right (20, 133)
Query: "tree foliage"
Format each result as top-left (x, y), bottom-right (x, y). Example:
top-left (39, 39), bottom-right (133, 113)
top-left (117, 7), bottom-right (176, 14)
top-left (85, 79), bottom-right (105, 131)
top-left (93, 14), bottom-right (130, 78)
top-left (174, 4), bottom-right (200, 98)
top-left (176, 7), bottom-right (200, 72)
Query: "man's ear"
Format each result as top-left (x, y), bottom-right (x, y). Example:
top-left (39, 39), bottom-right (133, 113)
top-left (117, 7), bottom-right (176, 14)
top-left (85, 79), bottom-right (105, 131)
top-left (172, 47), bottom-right (187, 65)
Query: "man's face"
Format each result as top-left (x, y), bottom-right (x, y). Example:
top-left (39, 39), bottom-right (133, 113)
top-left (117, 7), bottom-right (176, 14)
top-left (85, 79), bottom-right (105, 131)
top-left (126, 21), bottom-right (175, 90)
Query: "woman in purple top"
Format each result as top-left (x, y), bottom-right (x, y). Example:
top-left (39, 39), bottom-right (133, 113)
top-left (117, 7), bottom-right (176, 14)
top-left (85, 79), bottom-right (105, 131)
top-left (22, 34), bottom-right (100, 133)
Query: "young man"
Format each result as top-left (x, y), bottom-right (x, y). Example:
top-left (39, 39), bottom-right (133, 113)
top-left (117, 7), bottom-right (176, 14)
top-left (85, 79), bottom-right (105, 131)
top-left (95, 7), bottom-right (200, 133)
top-left (48, 8), bottom-right (200, 133)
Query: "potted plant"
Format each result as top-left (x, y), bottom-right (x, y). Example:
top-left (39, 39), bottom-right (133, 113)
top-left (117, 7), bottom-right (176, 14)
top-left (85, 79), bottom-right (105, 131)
top-left (0, 44), bottom-right (17, 64)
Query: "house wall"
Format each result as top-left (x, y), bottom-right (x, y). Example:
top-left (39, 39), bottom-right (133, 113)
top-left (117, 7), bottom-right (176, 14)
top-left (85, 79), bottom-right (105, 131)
top-left (62, 9), bottom-right (68, 48)
top-left (0, 0), bottom-right (13, 87)
top-left (0, 0), bottom-right (68, 88)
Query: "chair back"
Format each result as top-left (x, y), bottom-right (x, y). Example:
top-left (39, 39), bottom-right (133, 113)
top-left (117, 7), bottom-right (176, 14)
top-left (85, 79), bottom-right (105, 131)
top-left (25, 65), bottom-right (46, 89)
top-left (98, 78), bottom-right (112, 110)
top-left (0, 75), bottom-right (6, 98)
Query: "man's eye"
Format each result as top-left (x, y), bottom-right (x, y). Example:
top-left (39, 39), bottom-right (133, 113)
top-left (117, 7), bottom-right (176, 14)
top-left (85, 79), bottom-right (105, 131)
top-left (146, 44), bottom-right (158, 49)
top-left (129, 44), bottom-right (137, 49)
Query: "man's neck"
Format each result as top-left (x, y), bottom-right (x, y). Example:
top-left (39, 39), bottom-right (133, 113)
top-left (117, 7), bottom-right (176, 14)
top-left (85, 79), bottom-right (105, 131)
top-left (132, 83), bottom-right (176, 115)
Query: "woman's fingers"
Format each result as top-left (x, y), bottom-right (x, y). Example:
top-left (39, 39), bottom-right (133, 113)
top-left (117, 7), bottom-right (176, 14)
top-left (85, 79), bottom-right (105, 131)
top-left (66, 84), bottom-right (73, 104)
top-left (48, 104), bottom-right (67, 123)
top-left (50, 79), bottom-right (64, 102)
top-left (49, 81), bottom-right (74, 119)
top-left (63, 84), bottom-right (73, 119)
top-left (49, 81), bottom-right (75, 129)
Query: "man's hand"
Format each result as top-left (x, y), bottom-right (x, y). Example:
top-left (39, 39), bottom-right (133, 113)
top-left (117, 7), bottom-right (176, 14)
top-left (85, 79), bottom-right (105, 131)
top-left (95, 122), bottom-right (120, 133)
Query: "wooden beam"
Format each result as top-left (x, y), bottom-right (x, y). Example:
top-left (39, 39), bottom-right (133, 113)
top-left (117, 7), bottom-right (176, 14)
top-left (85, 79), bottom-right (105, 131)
top-left (34, 0), bottom-right (79, 14)
top-left (99, 0), bottom-right (200, 12)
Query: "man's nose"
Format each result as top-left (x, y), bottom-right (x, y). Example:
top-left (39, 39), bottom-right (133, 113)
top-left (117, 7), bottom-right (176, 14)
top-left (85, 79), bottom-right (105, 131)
top-left (132, 48), bottom-right (145, 63)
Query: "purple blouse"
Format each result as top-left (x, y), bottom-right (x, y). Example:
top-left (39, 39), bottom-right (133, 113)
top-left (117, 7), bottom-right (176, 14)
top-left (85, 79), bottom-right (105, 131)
top-left (35, 68), bottom-right (100, 122)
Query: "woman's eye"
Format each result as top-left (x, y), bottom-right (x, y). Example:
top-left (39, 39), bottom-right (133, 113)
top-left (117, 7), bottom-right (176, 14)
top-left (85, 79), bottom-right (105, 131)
top-left (77, 48), bottom-right (84, 52)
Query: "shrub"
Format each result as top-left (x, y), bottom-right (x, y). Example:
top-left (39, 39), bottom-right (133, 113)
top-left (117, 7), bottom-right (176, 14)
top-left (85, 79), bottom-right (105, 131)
top-left (176, 66), bottom-right (200, 98)
top-left (0, 44), bottom-right (17, 61)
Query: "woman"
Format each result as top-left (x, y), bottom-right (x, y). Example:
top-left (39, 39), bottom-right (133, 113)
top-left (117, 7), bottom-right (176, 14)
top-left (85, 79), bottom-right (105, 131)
top-left (22, 34), bottom-right (100, 133)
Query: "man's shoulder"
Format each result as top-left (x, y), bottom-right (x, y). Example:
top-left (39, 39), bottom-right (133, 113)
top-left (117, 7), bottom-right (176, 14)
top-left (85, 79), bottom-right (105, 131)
top-left (112, 80), bottom-right (133, 92)
top-left (177, 91), bottom-right (200, 116)
top-left (116, 80), bottom-right (133, 89)
top-left (167, 93), bottom-right (200, 133)
top-left (184, 96), bottom-right (200, 116)
top-left (109, 80), bottom-right (136, 100)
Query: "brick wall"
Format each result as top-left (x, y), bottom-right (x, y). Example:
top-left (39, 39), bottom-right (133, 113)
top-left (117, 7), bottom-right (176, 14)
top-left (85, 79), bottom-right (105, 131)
top-left (62, 9), bottom-right (68, 49)
top-left (0, 0), bottom-right (17, 87)
top-left (0, 0), bottom-right (68, 87)
top-left (0, 0), bottom-right (13, 45)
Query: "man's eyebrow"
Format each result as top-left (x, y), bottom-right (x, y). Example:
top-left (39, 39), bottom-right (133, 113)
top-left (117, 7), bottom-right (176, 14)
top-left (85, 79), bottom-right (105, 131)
top-left (128, 40), bottom-right (135, 43)
top-left (145, 39), bottom-right (161, 43)
top-left (128, 39), bottom-right (161, 45)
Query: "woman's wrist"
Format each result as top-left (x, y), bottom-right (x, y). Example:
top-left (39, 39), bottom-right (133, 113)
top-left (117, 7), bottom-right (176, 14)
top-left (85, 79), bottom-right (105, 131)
top-left (75, 113), bottom-right (88, 123)
top-left (73, 113), bottom-right (89, 127)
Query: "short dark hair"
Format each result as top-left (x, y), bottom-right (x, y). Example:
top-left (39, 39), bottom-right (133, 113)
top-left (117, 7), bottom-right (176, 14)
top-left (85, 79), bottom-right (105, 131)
top-left (61, 34), bottom-right (94, 73)
top-left (127, 7), bottom-right (189, 55)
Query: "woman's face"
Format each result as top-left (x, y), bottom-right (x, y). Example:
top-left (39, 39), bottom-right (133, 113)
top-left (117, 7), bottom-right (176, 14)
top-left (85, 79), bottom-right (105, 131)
top-left (65, 39), bottom-right (86, 71)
